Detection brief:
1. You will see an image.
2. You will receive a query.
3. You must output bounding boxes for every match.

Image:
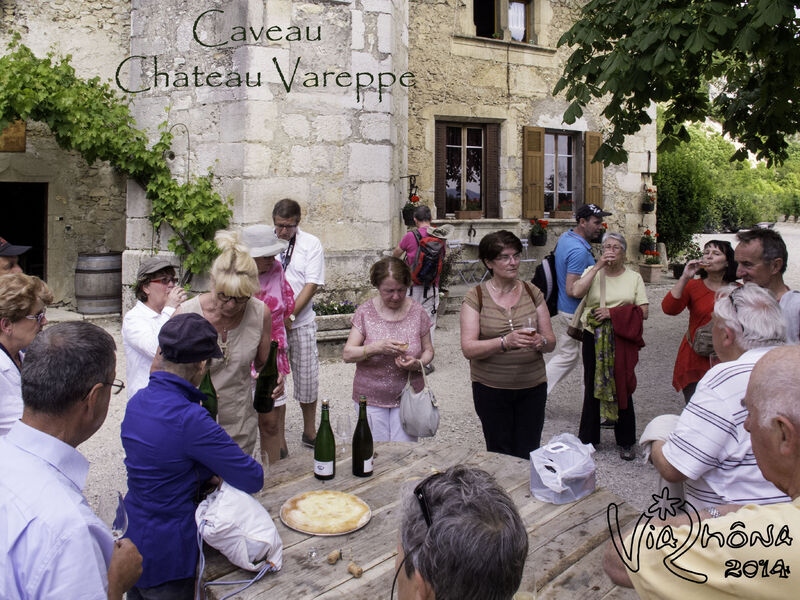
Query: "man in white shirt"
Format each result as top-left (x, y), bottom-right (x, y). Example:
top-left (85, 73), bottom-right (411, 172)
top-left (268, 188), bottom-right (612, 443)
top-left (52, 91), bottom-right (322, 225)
top-left (735, 227), bottom-right (800, 343)
top-left (0, 321), bottom-right (142, 599)
top-left (273, 199), bottom-right (325, 446)
top-left (650, 283), bottom-right (789, 509)
top-left (122, 257), bottom-right (187, 398)
top-left (605, 345), bottom-right (800, 599)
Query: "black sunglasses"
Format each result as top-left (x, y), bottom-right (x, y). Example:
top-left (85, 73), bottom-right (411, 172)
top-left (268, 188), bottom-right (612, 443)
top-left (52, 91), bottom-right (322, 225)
top-left (390, 473), bottom-right (442, 599)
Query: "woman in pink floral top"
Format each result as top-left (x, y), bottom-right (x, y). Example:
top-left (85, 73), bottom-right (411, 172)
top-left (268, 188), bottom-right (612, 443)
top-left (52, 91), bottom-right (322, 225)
top-left (243, 225), bottom-right (295, 464)
top-left (343, 257), bottom-right (434, 441)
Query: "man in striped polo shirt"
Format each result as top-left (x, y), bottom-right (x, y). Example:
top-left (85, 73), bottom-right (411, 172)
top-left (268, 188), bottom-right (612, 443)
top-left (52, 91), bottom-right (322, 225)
top-left (649, 283), bottom-right (789, 509)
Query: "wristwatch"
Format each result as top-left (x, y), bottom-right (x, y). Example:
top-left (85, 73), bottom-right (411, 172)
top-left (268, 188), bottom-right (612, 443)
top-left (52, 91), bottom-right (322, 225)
top-left (288, 314), bottom-right (296, 323)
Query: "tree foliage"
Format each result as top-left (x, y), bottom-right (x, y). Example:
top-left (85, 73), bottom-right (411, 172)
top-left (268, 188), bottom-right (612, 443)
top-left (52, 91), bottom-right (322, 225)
top-left (653, 149), bottom-right (710, 258)
top-left (554, 0), bottom-right (800, 166)
top-left (0, 37), bottom-right (231, 275)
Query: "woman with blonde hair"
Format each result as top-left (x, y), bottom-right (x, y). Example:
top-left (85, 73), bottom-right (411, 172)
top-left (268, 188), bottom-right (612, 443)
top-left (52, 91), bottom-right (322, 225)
top-left (0, 273), bottom-right (53, 435)
top-left (177, 230), bottom-right (282, 454)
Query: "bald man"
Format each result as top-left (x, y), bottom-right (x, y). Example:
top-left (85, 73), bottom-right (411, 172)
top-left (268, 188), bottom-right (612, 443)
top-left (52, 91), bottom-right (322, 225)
top-left (604, 345), bottom-right (800, 598)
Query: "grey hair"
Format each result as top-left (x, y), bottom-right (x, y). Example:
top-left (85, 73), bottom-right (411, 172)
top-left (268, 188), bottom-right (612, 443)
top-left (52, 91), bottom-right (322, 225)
top-left (713, 283), bottom-right (786, 350)
top-left (747, 346), bottom-right (800, 428)
top-left (400, 465), bottom-right (528, 600)
top-left (601, 231), bottom-right (627, 252)
top-left (21, 322), bottom-right (116, 416)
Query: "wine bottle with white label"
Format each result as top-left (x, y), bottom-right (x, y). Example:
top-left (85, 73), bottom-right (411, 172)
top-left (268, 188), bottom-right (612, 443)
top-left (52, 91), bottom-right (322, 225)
top-left (314, 399), bottom-right (335, 480)
top-left (352, 396), bottom-right (373, 477)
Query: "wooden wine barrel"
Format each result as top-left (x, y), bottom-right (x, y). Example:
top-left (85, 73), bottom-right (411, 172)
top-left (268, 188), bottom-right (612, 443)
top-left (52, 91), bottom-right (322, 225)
top-left (74, 252), bottom-right (122, 314)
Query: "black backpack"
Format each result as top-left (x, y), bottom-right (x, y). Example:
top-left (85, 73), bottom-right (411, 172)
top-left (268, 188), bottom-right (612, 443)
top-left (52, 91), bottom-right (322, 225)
top-left (532, 249), bottom-right (558, 317)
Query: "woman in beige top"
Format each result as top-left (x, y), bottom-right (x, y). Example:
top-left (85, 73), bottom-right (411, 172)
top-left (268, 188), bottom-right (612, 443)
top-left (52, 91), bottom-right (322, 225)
top-left (460, 230), bottom-right (556, 458)
top-left (177, 229), bottom-right (282, 456)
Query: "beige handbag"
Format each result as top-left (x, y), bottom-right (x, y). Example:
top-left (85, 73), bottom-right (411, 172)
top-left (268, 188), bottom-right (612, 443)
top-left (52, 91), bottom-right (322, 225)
top-left (399, 360), bottom-right (440, 438)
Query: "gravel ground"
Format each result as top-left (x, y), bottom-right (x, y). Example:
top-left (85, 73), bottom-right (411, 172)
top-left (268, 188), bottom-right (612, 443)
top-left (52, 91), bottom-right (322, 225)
top-left (78, 222), bottom-right (800, 514)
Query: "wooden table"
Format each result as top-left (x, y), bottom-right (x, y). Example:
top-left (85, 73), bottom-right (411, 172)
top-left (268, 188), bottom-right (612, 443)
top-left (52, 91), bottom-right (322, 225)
top-left (203, 442), bottom-right (640, 599)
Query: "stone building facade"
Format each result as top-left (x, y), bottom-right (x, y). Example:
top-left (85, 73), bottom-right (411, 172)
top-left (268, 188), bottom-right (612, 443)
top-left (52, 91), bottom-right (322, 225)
top-left (0, 0), bottom-right (130, 303)
top-left (407, 0), bottom-right (657, 263)
top-left (1, 0), bottom-right (656, 308)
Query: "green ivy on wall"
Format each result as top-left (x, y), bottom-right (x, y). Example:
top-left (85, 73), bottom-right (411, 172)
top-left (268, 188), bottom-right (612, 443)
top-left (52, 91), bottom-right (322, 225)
top-left (0, 36), bottom-right (231, 275)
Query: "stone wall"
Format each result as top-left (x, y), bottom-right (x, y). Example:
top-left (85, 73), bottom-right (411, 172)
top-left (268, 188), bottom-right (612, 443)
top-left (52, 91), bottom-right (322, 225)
top-left (124, 0), bottom-right (411, 308)
top-left (407, 0), bottom-right (658, 266)
top-left (0, 0), bottom-right (130, 305)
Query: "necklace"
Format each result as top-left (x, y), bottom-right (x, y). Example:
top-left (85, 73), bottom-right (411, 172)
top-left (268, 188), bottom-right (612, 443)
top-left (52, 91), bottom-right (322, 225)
top-left (489, 279), bottom-right (517, 295)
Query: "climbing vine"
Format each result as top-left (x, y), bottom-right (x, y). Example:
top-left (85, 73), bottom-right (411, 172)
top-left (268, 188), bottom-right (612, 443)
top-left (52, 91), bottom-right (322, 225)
top-left (0, 36), bottom-right (231, 275)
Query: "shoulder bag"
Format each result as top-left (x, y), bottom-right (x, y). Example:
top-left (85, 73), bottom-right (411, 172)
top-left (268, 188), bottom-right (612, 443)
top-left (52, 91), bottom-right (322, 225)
top-left (687, 321), bottom-right (714, 356)
top-left (399, 360), bottom-right (440, 438)
top-left (567, 271), bottom-right (605, 342)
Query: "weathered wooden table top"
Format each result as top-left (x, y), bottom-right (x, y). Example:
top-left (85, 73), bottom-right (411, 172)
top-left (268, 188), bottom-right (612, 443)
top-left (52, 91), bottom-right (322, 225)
top-left (203, 442), bottom-right (640, 599)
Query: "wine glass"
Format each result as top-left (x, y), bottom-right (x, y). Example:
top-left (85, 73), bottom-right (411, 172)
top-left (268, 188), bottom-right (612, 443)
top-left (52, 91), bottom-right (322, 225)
top-left (335, 413), bottom-right (352, 456)
top-left (98, 491), bottom-right (128, 541)
top-left (526, 316), bottom-right (537, 335)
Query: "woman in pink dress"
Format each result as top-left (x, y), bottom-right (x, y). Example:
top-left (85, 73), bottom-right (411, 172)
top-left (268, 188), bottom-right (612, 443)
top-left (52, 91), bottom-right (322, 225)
top-left (343, 257), bottom-right (434, 441)
top-left (243, 225), bottom-right (295, 464)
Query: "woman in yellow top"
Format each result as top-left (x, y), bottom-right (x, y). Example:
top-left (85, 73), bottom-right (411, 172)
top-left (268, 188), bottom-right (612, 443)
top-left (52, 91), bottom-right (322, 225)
top-left (572, 232), bottom-right (648, 461)
top-left (460, 230), bottom-right (556, 458)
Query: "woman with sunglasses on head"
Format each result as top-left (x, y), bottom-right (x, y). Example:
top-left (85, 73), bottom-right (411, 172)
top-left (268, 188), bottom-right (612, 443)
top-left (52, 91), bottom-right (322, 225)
top-left (122, 257), bottom-right (188, 398)
top-left (662, 240), bottom-right (738, 404)
top-left (460, 230), bottom-right (556, 459)
top-left (242, 224), bottom-right (293, 464)
top-left (177, 229), bottom-right (282, 455)
top-left (572, 232), bottom-right (648, 461)
top-left (0, 273), bottom-right (53, 435)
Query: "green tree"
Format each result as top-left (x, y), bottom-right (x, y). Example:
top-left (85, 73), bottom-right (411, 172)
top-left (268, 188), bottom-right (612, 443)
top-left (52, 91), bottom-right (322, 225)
top-left (653, 149), bottom-right (711, 258)
top-left (554, 0), bottom-right (800, 166)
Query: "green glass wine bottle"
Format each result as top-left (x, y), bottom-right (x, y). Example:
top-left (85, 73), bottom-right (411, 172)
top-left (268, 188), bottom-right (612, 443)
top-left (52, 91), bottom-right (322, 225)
top-left (198, 370), bottom-right (217, 420)
top-left (314, 399), bottom-right (335, 480)
top-left (253, 341), bottom-right (279, 413)
top-left (352, 396), bottom-right (373, 477)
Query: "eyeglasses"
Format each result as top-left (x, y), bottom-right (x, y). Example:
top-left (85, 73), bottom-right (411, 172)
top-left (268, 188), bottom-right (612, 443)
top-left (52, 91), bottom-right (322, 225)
top-left (104, 379), bottom-right (125, 395)
top-left (24, 310), bottom-right (46, 324)
top-left (150, 276), bottom-right (178, 285)
top-left (391, 473), bottom-right (442, 600)
top-left (494, 252), bottom-right (522, 264)
top-left (217, 292), bottom-right (250, 305)
top-left (602, 244), bottom-right (624, 252)
top-left (728, 284), bottom-right (744, 314)
top-left (413, 472), bottom-right (442, 527)
top-left (274, 222), bottom-right (298, 231)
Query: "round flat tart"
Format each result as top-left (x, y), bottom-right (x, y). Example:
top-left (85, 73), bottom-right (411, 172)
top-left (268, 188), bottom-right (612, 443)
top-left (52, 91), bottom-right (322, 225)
top-left (280, 490), bottom-right (371, 536)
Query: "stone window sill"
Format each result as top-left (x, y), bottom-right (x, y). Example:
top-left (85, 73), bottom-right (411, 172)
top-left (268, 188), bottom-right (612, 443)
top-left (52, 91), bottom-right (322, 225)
top-left (452, 34), bottom-right (557, 55)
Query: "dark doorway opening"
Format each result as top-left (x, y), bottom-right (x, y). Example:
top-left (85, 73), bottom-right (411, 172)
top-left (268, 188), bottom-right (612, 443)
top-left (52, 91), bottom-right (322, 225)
top-left (0, 182), bottom-right (48, 279)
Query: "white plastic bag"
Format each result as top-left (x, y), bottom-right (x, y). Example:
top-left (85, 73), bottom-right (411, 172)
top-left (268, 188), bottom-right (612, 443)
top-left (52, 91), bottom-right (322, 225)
top-left (195, 481), bottom-right (283, 572)
top-left (529, 433), bottom-right (596, 504)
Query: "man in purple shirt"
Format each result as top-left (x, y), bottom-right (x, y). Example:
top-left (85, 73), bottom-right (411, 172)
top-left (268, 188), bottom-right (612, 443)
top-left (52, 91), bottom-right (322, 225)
top-left (122, 313), bottom-right (264, 599)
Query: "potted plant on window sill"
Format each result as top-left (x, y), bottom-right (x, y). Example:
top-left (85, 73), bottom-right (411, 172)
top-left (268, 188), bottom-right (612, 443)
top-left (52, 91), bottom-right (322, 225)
top-left (639, 250), bottom-right (663, 283)
top-left (553, 200), bottom-right (573, 219)
top-left (528, 218), bottom-right (548, 246)
top-left (455, 200), bottom-right (482, 220)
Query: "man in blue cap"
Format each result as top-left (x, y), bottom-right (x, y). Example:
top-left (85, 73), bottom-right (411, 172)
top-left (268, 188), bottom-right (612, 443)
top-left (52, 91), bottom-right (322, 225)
top-left (121, 313), bottom-right (264, 600)
top-left (0, 237), bottom-right (31, 275)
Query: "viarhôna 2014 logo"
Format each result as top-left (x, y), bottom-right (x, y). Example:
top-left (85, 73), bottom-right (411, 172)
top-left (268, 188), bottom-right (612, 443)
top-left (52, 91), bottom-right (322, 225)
top-left (607, 488), bottom-right (792, 583)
